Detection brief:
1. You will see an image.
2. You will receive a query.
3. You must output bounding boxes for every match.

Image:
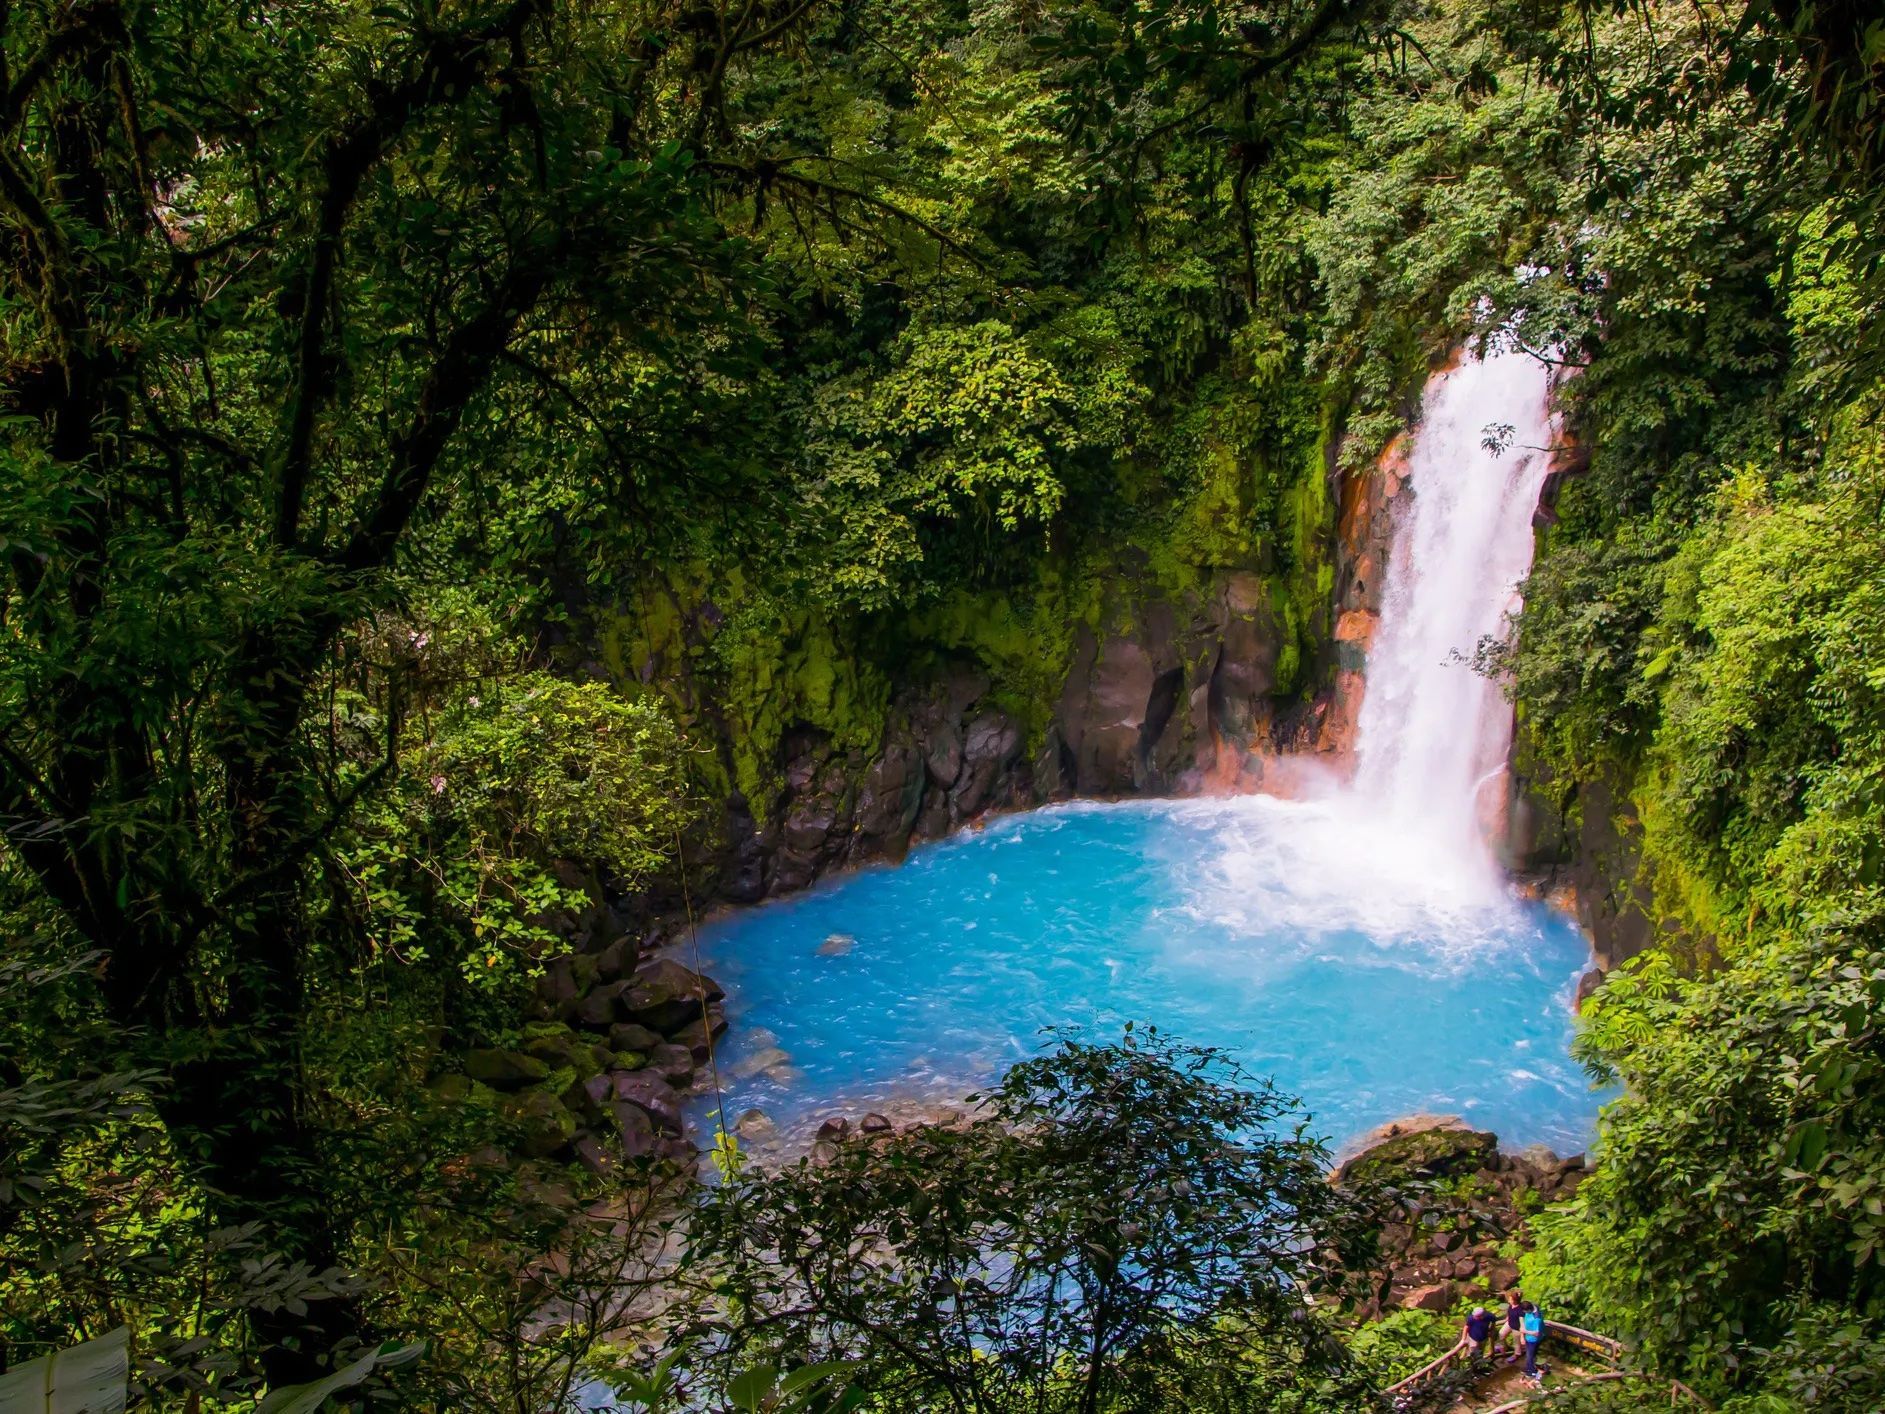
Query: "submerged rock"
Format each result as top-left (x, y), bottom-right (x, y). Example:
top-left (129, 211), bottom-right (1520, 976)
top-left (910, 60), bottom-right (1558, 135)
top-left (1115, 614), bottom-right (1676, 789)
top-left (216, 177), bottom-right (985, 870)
top-left (731, 1046), bottom-right (792, 1080)
top-left (816, 932), bottom-right (856, 957)
top-left (734, 1108), bottom-right (778, 1145)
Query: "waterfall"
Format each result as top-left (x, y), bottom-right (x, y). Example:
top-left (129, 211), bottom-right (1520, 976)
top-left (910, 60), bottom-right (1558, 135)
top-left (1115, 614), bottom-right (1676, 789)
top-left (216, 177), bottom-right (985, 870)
top-left (1350, 348), bottom-right (1558, 874)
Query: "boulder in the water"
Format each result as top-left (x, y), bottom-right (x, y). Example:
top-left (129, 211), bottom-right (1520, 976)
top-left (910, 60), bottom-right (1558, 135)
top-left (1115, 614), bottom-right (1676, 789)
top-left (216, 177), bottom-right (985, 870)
top-left (735, 1108), bottom-right (777, 1141)
top-left (816, 932), bottom-right (856, 957)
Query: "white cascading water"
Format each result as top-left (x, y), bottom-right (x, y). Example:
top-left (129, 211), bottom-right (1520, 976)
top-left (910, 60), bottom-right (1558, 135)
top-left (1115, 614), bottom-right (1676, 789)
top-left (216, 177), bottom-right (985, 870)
top-left (1179, 346), bottom-right (1560, 948)
top-left (1350, 347), bottom-right (1559, 875)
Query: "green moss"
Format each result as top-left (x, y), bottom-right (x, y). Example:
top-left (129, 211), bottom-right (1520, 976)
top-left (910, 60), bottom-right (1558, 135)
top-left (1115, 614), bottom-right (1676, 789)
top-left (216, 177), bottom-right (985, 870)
top-left (1338, 1126), bottom-right (1497, 1187)
top-left (709, 606), bottom-right (892, 816)
top-left (904, 568), bottom-right (1089, 749)
top-left (1633, 770), bottom-right (1738, 952)
top-left (1263, 410), bottom-right (1339, 698)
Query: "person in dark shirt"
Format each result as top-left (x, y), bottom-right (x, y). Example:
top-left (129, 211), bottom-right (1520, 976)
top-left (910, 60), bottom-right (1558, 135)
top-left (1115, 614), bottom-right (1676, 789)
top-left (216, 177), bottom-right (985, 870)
top-left (1462, 1306), bottom-right (1496, 1362)
top-left (1504, 1289), bottom-right (1527, 1363)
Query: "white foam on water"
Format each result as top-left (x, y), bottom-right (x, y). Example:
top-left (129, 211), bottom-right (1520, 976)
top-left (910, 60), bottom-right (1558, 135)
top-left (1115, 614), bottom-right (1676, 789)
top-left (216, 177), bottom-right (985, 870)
top-left (1165, 347), bottom-right (1560, 975)
top-left (1160, 795), bottom-right (1517, 950)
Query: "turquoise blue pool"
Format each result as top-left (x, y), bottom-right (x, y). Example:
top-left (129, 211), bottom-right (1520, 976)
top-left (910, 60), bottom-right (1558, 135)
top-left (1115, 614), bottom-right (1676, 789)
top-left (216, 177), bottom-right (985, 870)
top-left (693, 795), bottom-right (1602, 1157)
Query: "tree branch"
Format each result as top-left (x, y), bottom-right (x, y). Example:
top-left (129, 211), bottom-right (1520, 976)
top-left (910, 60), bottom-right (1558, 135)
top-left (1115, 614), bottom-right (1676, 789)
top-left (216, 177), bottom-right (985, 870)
top-left (1, 0), bottom-right (125, 136)
top-left (335, 248), bottom-right (556, 574)
top-left (272, 0), bottom-right (547, 551)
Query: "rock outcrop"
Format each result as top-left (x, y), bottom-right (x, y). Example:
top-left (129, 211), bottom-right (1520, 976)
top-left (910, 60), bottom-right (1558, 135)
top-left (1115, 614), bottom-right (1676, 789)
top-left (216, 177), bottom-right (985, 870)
top-left (1333, 1116), bottom-right (1586, 1316)
top-left (429, 912), bottom-right (731, 1175)
top-left (1501, 761), bottom-right (1690, 973)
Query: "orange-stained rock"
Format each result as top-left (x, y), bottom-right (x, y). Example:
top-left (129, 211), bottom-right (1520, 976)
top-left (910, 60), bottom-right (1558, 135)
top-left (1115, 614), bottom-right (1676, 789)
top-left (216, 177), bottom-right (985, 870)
top-left (1335, 609), bottom-right (1378, 648)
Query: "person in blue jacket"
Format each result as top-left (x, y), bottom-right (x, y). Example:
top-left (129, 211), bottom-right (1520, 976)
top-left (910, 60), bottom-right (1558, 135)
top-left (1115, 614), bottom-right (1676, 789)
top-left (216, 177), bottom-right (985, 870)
top-left (1520, 1301), bottom-right (1545, 1383)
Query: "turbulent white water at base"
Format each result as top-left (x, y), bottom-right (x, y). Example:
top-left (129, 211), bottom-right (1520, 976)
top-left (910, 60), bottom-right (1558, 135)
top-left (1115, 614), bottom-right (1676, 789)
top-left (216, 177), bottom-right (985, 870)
top-left (1350, 348), bottom-right (1559, 885)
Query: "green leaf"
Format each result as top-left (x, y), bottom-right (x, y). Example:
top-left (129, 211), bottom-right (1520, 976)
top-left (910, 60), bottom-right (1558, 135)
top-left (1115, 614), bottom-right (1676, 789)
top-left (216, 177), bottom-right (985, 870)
top-left (255, 1341), bottom-right (424, 1414)
top-left (776, 1360), bottom-right (850, 1396)
top-left (724, 1365), bottom-right (780, 1412)
top-left (0, 1326), bottom-right (129, 1413)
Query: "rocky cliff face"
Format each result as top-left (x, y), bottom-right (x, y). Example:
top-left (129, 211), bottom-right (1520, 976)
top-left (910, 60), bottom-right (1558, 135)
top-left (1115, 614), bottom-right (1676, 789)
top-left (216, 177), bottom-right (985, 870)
top-left (719, 559), bottom-right (1319, 901)
top-left (1501, 761), bottom-right (1683, 983)
top-left (659, 419), bottom-right (1450, 903)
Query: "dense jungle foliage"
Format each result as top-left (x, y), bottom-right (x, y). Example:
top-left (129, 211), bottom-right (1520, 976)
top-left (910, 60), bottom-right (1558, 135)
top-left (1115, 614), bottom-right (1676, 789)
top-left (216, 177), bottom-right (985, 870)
top-left (4, 0), bottom-right (1884, 1406)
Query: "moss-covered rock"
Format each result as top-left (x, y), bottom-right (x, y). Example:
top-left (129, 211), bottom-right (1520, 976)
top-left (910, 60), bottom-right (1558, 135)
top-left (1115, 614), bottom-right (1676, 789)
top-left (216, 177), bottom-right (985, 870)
top-left (497, 1088), bottom-right (579, 1158)
top-left (428, 1073), bottom-right (474, 1104)
top-left (1335, 1123), bottom-right (1499, 1188)
top-left (465, 1047), bottom-right (551, 1088)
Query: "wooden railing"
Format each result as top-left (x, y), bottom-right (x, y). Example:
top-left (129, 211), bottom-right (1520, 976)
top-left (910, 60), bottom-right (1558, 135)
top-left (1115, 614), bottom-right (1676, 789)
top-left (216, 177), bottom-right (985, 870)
top-left (1379, 1336), bottom-right (1471, 1404)
top-left (1538, 1321), bottom-right (1621, 1364)
top-left (1378, 1318), bottom-right (1711, 1410)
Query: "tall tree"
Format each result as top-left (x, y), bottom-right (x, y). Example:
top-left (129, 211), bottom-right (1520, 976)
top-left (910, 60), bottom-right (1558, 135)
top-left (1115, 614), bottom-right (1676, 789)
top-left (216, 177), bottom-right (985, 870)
top-left (0, 0), bottom-right (830, 1374)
